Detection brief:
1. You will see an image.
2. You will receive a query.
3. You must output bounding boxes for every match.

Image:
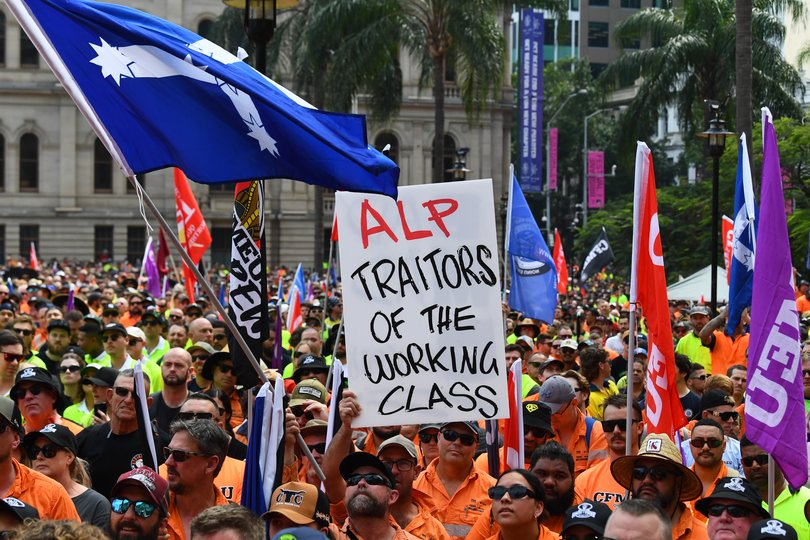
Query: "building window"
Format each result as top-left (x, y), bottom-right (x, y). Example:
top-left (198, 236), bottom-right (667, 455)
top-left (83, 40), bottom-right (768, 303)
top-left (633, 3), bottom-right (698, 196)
top-left (544, 19), bottom-right (555, 46)
top-left (210, 182), bottom-right (233, 194)
top-left (431, 135), bottom-right (457, 182)
top-left (19, 133), bottom-right (38, 192)
top-left (19, 33), bottom-right (38, 67)
top-left (126, 173), bottom-right (146, 194)
top-left (211, 227), bottom-right (230, 266)
top-left (93, 138), bottom-right (113, 192)
top-left (374, 132), bottom-right (400, 164)
top-left (588, 22), bottom-right (609, 48)
top-left (94, 225), bottom-right (113, 262)
top-left (0, 134), bottom-right (5, 192)
top-left (589, 0), bottom-right (609, 6)
top-left (126, 226), bottom-right (146, 263)
top-left (621, 0), bottom-right (641, 7)
top-left (0, 12), bottom-right (6, 67)
top-left (197, 19), bottom-right (214, 38)
top-left (19, 225), bottom-right (38, 260)
top-left (620, 34), bottom-right (641, 49)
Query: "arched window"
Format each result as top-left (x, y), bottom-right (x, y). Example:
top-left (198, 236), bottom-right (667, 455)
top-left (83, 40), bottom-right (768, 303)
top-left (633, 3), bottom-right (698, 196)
top-left (432, 134), bottom-right (457, 182)
top-left (19, 133), bottom-right (38, 191)
top-left (93, 138), bottom-right (113, 192)
top-left (197, 19), bottom-right (213, 39)
top-left (374, 132), bottom-right (399, 165)
top-left (19, 32), bottom-right (38, 67)
top-left (0, 12), bottom-right (7, 67)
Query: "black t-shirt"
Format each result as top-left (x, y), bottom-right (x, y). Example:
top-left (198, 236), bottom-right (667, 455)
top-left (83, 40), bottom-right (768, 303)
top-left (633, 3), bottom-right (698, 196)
top-left (149, 392), bottom-right (182, 437)
top-left (680, 391), bottom-right (702, 421)
top-left (77, 423), bottom-right (165, 499)
top-left (72, 488), bottom-right (111, 531)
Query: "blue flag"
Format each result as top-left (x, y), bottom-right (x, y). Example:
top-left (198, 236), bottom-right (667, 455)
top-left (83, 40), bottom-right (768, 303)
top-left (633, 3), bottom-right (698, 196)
top-left (507, 174), bottom-right (557, 323)
top-left (726, 134), bottom-right (758, 335)
top-left (241, 378), bottom-right (285, 514)
top-left (8, 0), bottom-right (398, 196)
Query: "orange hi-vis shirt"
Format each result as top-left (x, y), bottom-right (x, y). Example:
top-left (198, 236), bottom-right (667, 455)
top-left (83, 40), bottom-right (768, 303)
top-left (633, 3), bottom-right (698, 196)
top-left (24, 413), bottom-right (83, 436)
top-left (329, 515), bottom-right (421, 540)
top-left (673, 502), bottom-right (709, 540)
top-left (410, 488), bottom-right (451, 540)
top-left (4, 459), bottom-right (80, 521)
top-left (553, 408), bottom-right (608, 477)
top-left (575, 457), bottom-right (628, 510)
top-left (159, 457), bottom-right (243, 503)
top-left (473, 447), bottom-right (532, 476)
top-left (166, 486), bottom-right (230, 540)
top-left (692, 462), bottom-right (739, 517)
top-left (485, 524), bottom-right (558, 540)
top-left (467, 491), bottom-right (584, 540)
top-left (708, 331), bottom-right (749, 375)
top-left (413, 459), bottom-right (495, 540)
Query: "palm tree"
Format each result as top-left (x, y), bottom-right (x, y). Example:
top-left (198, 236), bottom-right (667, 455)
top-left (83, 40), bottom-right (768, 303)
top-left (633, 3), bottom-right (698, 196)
top-left (601, 0), bottom-right (804, 152)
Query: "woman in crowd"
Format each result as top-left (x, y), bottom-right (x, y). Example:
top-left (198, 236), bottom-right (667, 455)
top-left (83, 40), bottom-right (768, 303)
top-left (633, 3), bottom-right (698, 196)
top-left (489, 469), bottom-right (555, 540)
top-left (59, 352), bottom-right (85, 407)
top-left (24, 423), bottom-right (110, 529)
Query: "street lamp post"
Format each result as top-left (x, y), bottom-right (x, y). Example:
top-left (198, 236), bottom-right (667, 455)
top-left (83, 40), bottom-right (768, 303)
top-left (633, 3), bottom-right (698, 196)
top-left (447, 148), bottom-right (471, 181)
top-left (545, 89), bottom-right (587, 243)
top-left (700, 104), bottom-right (732, 314)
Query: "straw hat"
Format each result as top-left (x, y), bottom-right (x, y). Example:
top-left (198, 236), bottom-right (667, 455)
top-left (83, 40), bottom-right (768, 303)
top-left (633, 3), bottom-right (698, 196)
top-left (515, 318), bottom-right (541, 335)
top-left (611, 433), bottom-right (703, 501)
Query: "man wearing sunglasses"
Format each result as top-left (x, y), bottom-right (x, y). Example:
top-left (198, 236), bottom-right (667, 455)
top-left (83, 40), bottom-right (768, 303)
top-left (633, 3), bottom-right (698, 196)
top-left (0, 331), bottom-right (25, 399)
top-left (126, 327), bottom-right (163, 394)
top-left (681, 390), bottom-right (744, 475)
top-left (139, 307), bottom-right (170, 365)
top-left (611, 433), bottom-right (707, 540)
top-left (200, 351), bottom-right (243, 431)
top-left (688, 419), bottom-right (740, 502)
top-left (740, 436), bottom-right (810, 539)
top-left (186, 342), bottom-right (214, 393)
top-left (10, 316), bottom-right (37, 361)
top-left (10, 366), bottom-right (83, 435)
top-left (688, 363), bottom-right (708, 397)
top-left (109, 466), bottom-right (169, 540)
top-left (695, 477), bottom-right (770, 540)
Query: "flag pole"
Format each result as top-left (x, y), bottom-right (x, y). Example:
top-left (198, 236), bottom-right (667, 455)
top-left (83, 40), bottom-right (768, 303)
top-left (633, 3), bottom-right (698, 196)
top-left (321, 234), bottom-right (335, 329)
top-left (127, 175), bottom-right (325, 481)
top-left (767, 455), bottom-right (775, 516)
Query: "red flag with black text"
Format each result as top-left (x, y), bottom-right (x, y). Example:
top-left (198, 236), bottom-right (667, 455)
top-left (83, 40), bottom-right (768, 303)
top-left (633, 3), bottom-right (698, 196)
top-left (174, 169), bottom-right (211, 302)
top-left (553, 229), bottom-right (568, 295)
top-left (630, 143), bottom-right (686, 436)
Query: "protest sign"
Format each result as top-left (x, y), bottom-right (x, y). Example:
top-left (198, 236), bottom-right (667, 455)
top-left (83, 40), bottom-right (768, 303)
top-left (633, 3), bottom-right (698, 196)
top-left (336, 179), bottom-right (509, 427)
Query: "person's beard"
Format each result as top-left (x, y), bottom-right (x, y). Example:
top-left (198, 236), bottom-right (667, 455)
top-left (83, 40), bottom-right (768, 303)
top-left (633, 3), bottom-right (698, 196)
top-left (163, 373), bottom-right (186, 387)
top-left (544, 484), bottom-right (575, 516)
top-left (114, 516), bottom-right (161, 540)
top-left (347, 490), bottom-right (387, 519)
top-left (372, 426), bottom-right (400, 440)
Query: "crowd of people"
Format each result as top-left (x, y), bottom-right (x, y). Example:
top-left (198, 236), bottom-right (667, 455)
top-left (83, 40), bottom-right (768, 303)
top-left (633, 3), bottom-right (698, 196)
top-left (0, 261), bottom-right (807, 540)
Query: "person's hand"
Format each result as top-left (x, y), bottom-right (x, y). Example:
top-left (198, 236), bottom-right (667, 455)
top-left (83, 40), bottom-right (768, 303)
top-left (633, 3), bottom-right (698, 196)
top-left (303, 400), bottom-right (328, 422)
top-left (338, 390), bottom-right (360, 429)
top-left (157, 518), bottom-right (169, 540)
top-left (93, 410), bottom-right (110, 425)
top-left (284, 408), bottom-right (300, 449)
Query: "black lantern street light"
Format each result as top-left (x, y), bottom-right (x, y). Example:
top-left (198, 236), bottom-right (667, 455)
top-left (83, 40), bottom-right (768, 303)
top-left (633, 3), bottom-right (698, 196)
top-left (699, 103), bottom-right (733, 315)
top-left (447, 147), bottom-right (471, 181)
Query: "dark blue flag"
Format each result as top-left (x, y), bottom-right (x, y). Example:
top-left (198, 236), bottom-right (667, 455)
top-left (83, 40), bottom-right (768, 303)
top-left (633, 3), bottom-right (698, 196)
top-left (8, 0), bottom-right (398, 196)
top-left (507, 174), bottom-right (557, 323)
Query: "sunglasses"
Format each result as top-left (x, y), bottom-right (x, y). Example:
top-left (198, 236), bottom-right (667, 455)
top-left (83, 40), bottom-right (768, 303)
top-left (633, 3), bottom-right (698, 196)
top-left (13, 329), bottom-right (33, 337)
top-left (690, 437), bottom-right (723, 449)
top-left (291, 406), bottom-right (313, 418)
top-left (163, 447), bottom-right (209, 462)
top-left (111, 498), bottom-right (158, 518)
top-left (2, 353), bottom-right (25, 363)
top-left (217, 364), bottom-right (233, 374)
top-left (11, 383), bottom-right (47, 401)
top-left (103, 334), bottom-right (123, 342)
top-left (631, 465), bottom-right (678, 482)
top-left (114, 387), bottom-right (136, 399)
top-left (169, 315), bottom-right (183, 320)
top-left (742, 454), bottom-right (769, 467)
top-left (706, 504), bottom-right (753, 518)
top-left (441, 429), bottom-right (477, 446)
top-left (690, 374), bottom-right (707, 380)
top-left (528, 362), bottom-right (543, 368)
top-left (601, 419), bottom-right (639, 433)
top-left (802, 369), bottom-right (810, 378)
top-left (212, 334), bottom-right (227, 340)
top-left (346, 473), bottom-right (391, 488)
top-left (27, 443), bottom-right (60, 459)
top-left (60, 365), bottom-right (81, 374)
top-left (523, 426), bottom-right (551, 438)
top-left (192, 355), bottom-right (210, 363)
top-left (177, 412), bottom-right (213, 421)
top-left (488, 484), bottom-right (535, 501)
top-left (127, 339), bottom-right (140, 347)
top-left (707, 410), bottom-right (739, 422)
top-left (419, 432), bottom-right (438, 444)
top-left (307, 443), bottom-right (326, 454)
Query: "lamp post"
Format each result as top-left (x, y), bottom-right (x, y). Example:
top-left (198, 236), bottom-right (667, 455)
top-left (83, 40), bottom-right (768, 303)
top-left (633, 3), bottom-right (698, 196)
top-left (582, 108), bottom-right (610, 228)
top-left (545, 89), bottom-right (587, 243)
top-left (446, 148), bottom-right (471, 181)
top-left (700, 104), bottom-right (732, 314)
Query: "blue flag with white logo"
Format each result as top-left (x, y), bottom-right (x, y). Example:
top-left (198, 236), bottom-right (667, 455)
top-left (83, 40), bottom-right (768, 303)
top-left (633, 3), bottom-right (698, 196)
top-left (7, 0), bottom-right (398, 196)
top-left (726, 134), bottom-right (758, 335)
top-left (507, 174), bottom-right (557, 323)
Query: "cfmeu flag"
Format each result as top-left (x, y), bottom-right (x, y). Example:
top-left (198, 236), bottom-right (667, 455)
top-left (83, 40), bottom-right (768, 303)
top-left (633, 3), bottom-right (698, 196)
top-left (286, 264), bottom-right (306, 332)
top-left (726, 134), bottom-right (758, 335)
top-left (580, 227), bottom-right (614, 282)
top-left (174, 169), bottom-right (211, 301)
top-left (552, 229), bottom-right (568, 295)
top-left (507, 175), bottom-right (557, 323)
top-left (229, 181), bottom-right (268, 388)
top-left (29, 242), bottom-right (39, 271)
top-left (242, 377), bottom-right (285, 514)
top-left (746, 109), bottom-right (807, 489)
top-left (630, 143), bottom-right (686, 436)
top-left (7, 0), bottom-right (398, 196)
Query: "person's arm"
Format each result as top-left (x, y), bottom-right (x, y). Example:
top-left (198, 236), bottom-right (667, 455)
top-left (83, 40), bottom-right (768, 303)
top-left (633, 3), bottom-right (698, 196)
top-left (699, 308), bottom-right (727, 348)
top-left (282, 408), bottom-right (301, 483)
top-left (321, 389), bottom-right (360, 503)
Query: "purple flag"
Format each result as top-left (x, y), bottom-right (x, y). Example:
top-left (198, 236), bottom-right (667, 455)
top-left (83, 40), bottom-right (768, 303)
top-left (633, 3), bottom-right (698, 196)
top-left (66, 284), bottom-right (75, 312)
top-left (745, 110), bottom-right (808, 489)
top-left (142, 237), bottom-right (162, 298)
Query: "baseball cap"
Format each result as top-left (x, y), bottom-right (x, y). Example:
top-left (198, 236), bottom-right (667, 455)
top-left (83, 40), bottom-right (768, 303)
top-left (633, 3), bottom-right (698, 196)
top-left (271, 529), bottom-right (329, 540)
top-left (522, 401), bottom-right (552, 434)
top-left (0, 303), bottom-right (14, 313)
top-left (747, 519), bottom-right (798, 540)
top-left (11, 367), bottom-right (59, 401)
top-left (377, 434), bottom-right (418, 459)
top-left (101, 322), bottom-right (127, 336)
top-left (700, 389), bottom-right (736, 411)
top-left (126, 326), bottom-right (146, 342)
top-left (111, 467), bottom-right (168, 514)
top-left (562, 499), bottom-right (612, 536)
top-left (23, 423), bottom-right (78, 456)
top-left (101, 303), bottom-right (119, 315)
top-left (0, 496), bottom-right (40, 523)
top-left (339, 452), bottom-right (396, 489)
top-left (47, 319), bottom-right (70, 333)
top-left (418, 423), bottom-right (441, 433)
top-left (0, 397), bottom-right (21, 432)
top-left (690, 305), bottom-right (711, 317)
top-left (292, 355), bottom-right (329, 383)
top-left (694, 477), bottom-right (770, 519)
top-left (186, 303), bottom-right (203, 315)
top-left (140, 306), bottom-right (165, 324)
top-left (82, 366), bottom-right (119, 388)
top-left (439, 421), bottom-right (480, 438)
top-left (560, 338), bottom-right (578, 350)
top-left (262, 482), bottom-right (331, 527)
top-left (288, 379), bottom-right (328, 407)
top-left (187, 342), bottom-right (216, 356)
top-left (633, 348), bottom-right (648, 357)
top-left (538, 375), bottom-right (575, 413)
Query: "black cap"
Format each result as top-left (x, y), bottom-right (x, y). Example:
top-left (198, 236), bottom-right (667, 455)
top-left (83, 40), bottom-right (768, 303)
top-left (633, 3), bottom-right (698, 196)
top-left (0, 496), bottom-right (40, 523)
top-left (747, 519), bottom-right (798, 540)
top-left (562, 499), bottom-right (612, 535)
top-left (82, 366), bottom-right (119, 388)
top-left (186, 303), bottom-right (203, 315)
top-left (101, 322), bottom-right (127, 337)
top-left (522, 401), bottom-right (553, 434)
top-left (47, 319), bottom-right (70, 333)
top-left (694, 477), bottom-right (770, 519)
top-left (23, 423), bottom-right (78, 456)
top-left (202, 351), bottom-right (231, 380)
top-left (139, 306), bottom-right (166, 325)
top-left (292, 355), bottom-right (329, 382)
top-left (339, 452), bottom-right (396, 490)
top-left (11, 367), bottom-right (59, 401)
top-left (101, 303), bottom-right (119, 315)
top-left (700, 389), bottom-right (736, 411)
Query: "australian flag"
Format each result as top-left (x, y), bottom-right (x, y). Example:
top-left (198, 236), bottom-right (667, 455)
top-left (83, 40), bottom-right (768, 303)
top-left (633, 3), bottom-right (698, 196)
top-left (726, 134), bottom-right (758, 335)
top-left (507, 174), bottom-right (558, 323)
top-left (8, 0), bottom-right (398, 196)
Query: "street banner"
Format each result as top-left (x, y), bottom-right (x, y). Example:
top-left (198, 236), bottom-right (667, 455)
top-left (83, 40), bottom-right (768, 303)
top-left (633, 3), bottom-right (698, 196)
top-left (336, 179), bottom-right (508, 427)
top-left (549, 128), bottom-right (558, 191)
top-left (587, 151), bottom-right (605, 208)
top-left (142, 237), bottom-right (161, 297)
top-left (580, 227), bottom-right (614, 282)
top-left (746, 109), bottom-right (808, 489)
top-left (553, 229), bottom-right (568, 295)
top-left (503, 360), bottom-right (524, 472)
top-left (518, 9), bottom-right (543, 193)
top-left (630, 142), bottom-right (686, 436)
top-left (286, 264), bottom-right (306, 333)
top-left (29, 242), bottom-right (39, 271)
top-left (722, 215), bottom-right (733, 285)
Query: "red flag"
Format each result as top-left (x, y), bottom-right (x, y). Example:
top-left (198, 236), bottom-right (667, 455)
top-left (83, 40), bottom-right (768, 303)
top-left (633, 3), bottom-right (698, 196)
top-left (157, 227), bottom-right (170, 277)
top-left (630, 143), bottom-right (686, 436)
top-left (722, 215), bottom-right (733, 285)
top-left (174, 169), bottom-right (212, 301)
top-left (29, 242), bottom-right (39, 271)
top-left (331, 212), bottom-right (339, 242)
top-left (552, 229), bottom-right (568, 295)
top-left (502, 361), bottom-right (524, 472)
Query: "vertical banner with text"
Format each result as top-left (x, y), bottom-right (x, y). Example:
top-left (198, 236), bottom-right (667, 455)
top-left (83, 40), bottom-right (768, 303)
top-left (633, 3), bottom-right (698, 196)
top-left (549, 128), bottom-right (558, 191)
top-left (519, 9), bottom-right (544, 193)
top-left (336, 180), bottom-right (509, 427)
top-left (587, 150), bottom-right (605, 208)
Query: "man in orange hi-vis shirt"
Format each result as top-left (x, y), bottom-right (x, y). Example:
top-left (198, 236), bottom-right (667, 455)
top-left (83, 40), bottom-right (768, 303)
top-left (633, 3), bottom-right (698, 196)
top-left (0, 396), bottom-right (79, 521)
